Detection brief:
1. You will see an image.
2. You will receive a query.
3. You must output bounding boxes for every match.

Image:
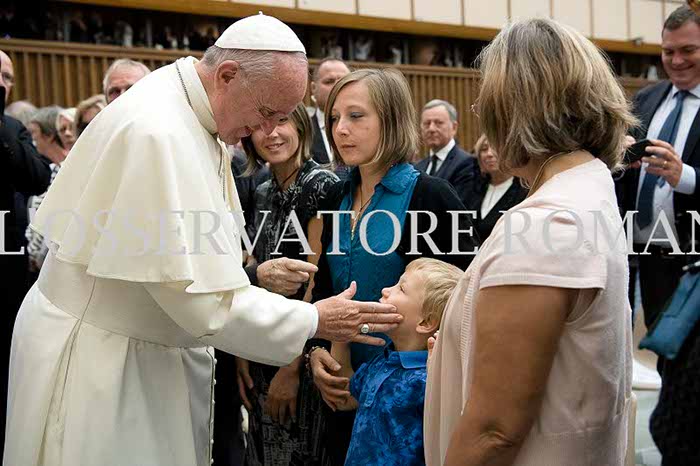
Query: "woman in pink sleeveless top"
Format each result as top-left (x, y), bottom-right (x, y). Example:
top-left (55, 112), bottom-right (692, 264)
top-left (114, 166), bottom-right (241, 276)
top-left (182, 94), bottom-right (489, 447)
top-left (424, 18), bottom-right (636, 466)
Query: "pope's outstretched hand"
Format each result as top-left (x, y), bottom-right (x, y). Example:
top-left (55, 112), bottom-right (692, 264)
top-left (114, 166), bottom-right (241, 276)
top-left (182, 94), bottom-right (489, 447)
top-left (314, 281), bottom-right (401, 346)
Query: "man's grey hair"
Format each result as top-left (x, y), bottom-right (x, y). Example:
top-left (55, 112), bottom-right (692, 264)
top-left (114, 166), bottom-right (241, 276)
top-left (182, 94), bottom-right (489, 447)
top-left (102, 58), bottom-right (151, 94)
top-left (5, 100), bottom-right (37, 128)
top-left (422, 99), bottom-right (458, 123)
top-left (29, 106), bottom-right (62, 139)
top-left (664, 5), bottom-right (700, 31)
top-left (201, 46), bottom-right (307, 82)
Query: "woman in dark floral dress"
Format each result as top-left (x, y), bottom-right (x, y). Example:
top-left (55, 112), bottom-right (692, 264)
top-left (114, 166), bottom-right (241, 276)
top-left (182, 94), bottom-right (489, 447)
top-left (237, 104), bottom-right (339, 466)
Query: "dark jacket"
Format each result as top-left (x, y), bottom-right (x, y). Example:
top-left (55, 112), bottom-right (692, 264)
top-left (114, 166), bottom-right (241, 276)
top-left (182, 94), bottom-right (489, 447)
top-left (414, 143), bottom-right (476, 199)
top-left (1, 115), bottom-right (52, 249)
top-left (464, 176), bottom-right (527, 244)
top-left (310, 110), bottom-right (331, 165)
top-left (617, 80), bottom-right (700, 252)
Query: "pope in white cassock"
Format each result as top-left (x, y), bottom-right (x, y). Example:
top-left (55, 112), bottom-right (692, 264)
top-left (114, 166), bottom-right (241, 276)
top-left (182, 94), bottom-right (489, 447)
top-left (3, 14), bottom-right (402, 466)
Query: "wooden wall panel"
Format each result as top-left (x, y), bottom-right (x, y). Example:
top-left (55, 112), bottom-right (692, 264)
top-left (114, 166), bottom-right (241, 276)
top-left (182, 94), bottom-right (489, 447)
top-left (358, 0), bottom-right (412, 20)
top-left (553, 0), bottom-right (592, 36)
top-left (592, 0), bottom-right (628, 41)
top-left (463, 0), bottom-right (508, 29)
top-left (298, 0), bottom-right (356, 14)
top-left (630, 0), bottom-right (664, 45)
top-left (0, 38), bottom-right (652, 153)
top-left (413, 0), bottom-right (463, 25)
top-left (510, 0), bottom-right (551, 20)
top-left (234, 0), bottom-right (295, 7)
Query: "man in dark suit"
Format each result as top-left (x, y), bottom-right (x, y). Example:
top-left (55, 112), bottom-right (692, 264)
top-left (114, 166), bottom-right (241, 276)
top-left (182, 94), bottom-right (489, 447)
top-left (0, 53), bottom-right (52, 456)
top-left (415, 99), bottom-right (475, 197)
top-left (619, 6), bottom-right (700, 328)
top-left (308, 57), bottom-right (350, 165)
top-left (617, 7), bottom-right (700, 464)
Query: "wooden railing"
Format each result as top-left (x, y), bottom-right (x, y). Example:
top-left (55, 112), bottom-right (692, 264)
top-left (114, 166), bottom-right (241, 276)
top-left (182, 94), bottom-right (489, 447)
top-left (0, 38), bottom-right (654, 151)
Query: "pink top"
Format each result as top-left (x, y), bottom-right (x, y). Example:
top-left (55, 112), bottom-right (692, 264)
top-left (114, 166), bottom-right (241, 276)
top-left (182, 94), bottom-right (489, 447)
top-left (424, 159), bottom-right (633, 466)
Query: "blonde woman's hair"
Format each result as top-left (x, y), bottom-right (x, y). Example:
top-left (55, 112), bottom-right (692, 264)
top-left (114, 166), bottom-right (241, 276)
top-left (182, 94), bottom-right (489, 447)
top-left (475, 18), bottom-right (637, 173)
top-left (473, 133), bottom-right (489, 158)
top-left (325, 68), bottom-right (420, 172)
top-left (241, 103), bottom-right (313, 175)
top-left (75, 94), bottom-right (107, 136)
top-left (405, 258), bottom-right (462, 327)
top-left (55, 107), bottom-right (76, 132)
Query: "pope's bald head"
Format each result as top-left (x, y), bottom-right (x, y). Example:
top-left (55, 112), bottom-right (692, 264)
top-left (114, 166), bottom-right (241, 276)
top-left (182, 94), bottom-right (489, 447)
top-left (0, 50), bottom-right (14, 104)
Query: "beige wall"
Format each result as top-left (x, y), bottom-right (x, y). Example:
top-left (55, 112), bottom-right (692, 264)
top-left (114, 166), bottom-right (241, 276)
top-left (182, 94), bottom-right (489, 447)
top-left (239, 0), bottom-right (672, 46)
top-left (359, 0), bottom-right (412, 20)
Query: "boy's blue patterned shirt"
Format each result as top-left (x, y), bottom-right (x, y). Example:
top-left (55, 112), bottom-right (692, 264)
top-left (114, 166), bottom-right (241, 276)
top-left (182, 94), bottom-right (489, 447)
top-left (344, 343), bottom-right (428, 466)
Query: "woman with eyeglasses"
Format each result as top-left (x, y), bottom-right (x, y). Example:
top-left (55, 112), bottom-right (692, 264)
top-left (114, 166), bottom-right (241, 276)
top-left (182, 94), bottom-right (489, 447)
top-left (55, 107), bottom-right (76, 152)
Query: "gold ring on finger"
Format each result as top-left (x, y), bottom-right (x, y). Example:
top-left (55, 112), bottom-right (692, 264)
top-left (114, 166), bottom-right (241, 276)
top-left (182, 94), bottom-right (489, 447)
top-left (360, 323), bottom-right (370, 334)
top-left (663, 160), bottom-right (668, 169)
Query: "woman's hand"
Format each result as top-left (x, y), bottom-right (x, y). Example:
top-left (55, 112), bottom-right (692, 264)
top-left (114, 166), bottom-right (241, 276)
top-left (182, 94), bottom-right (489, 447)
top-left (235, 357), bottom-right (254, 411)
top-left (309, 348), bottom-right (350, 411)
top-left (265, 361), bottom-right (301, 425)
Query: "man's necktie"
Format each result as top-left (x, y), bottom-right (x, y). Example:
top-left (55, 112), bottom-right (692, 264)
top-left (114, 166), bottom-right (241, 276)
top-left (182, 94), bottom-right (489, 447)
top-left (428, 154), bottom-right (439, 176)
top-left (636, 90), bottom-right (689, 229)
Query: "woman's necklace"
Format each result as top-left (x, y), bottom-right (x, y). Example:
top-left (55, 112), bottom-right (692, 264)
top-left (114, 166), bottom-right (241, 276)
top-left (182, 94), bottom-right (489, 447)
top-left (278, 166), bottom-right (300, 190)
top-left (526, 150), bottom-right (577, 197)
top-left (350, 188), bottom-right (373, 239)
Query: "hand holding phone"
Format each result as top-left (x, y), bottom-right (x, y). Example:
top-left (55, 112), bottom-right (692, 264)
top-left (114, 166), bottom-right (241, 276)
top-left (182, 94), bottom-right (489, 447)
top-left (624, 138), bottom-right (654, 165)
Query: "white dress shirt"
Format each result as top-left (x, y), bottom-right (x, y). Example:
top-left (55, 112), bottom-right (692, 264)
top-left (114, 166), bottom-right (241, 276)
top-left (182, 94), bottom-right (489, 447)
top-left (315, 108), bottom-right (333, 163)
top-left (427, 138), bottom-right (456, 174)
top-left (634, 84), bottom-right (700, 245)
top-left (481, 177), bottom-right (514, 219)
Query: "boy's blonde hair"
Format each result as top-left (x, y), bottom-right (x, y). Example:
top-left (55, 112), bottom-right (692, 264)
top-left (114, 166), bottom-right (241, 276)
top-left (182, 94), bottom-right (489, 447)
top-left (406, 258), bottom-right (463, 327)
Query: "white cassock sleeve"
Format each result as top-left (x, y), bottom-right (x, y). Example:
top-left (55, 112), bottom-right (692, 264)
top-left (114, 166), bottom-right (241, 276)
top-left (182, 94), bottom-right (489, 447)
top-left (144, 282), bottom-right (318, 366)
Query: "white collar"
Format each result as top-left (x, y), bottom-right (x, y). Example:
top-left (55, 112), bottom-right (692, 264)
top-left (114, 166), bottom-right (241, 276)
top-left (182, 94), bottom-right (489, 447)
top-left (429, 139), bottom-right (456, 160)
top-left (316, 108), bottom-right (326, 129)
top-left (671, 83), bottom-right (700, 100)
top-left (175, 57), bottom-right (218, 135)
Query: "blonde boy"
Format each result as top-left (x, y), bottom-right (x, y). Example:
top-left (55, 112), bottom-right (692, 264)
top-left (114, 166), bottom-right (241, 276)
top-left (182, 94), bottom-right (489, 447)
top-left (326, 258), bottom-right (462, 466)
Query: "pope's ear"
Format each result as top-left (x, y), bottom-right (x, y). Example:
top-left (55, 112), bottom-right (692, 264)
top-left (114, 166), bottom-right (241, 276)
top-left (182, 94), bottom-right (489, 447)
top-left (215, 60), bottom-right (241, 86)
top-left (310, 80), bottom-right (317, 98)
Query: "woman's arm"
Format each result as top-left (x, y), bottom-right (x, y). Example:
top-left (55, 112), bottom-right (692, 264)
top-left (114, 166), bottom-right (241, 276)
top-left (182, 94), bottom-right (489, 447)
top-left (443, 284), bottom-right (574, 466)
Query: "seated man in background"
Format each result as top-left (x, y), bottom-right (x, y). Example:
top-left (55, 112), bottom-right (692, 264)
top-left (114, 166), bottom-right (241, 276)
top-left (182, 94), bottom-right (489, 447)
top-left (103, 58), bottom-right (150, 104)
top-left (415, 99), bottom-right (475, 197)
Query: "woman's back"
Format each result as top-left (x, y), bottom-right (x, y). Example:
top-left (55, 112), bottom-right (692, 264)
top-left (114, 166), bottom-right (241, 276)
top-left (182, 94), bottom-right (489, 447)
top-left (425, 158), bottom-right (634, 465)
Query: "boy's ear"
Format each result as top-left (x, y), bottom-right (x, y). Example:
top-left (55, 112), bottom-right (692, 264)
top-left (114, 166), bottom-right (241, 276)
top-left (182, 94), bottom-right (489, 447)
top-left (416, 316), bottom-right (440, 336)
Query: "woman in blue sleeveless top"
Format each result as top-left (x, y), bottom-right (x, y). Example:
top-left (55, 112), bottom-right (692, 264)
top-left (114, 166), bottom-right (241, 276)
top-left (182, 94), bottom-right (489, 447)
top-left (307, 69), bottom-right (477, 465)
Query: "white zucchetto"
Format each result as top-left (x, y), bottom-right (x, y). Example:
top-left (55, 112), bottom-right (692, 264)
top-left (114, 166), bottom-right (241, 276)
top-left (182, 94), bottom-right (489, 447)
top-left (215, 12), bottom-right (306, 54)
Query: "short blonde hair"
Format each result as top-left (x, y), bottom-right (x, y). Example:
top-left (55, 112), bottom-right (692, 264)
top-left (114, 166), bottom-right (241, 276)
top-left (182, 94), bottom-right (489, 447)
top-left (475, 18), bottom-right (637, 173)
top-left (241, 103), bottom-right (313, 174)
top-left (406, 258), bottom-right (462, 326)
top-left (55, 107), bottom-right (76, 132)
top-left (75, 94), bottom-right (107, 136)
top-left (325, 69), bottom-right (420, 172)
top-left (473, 133), bottom-right (489, 158)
